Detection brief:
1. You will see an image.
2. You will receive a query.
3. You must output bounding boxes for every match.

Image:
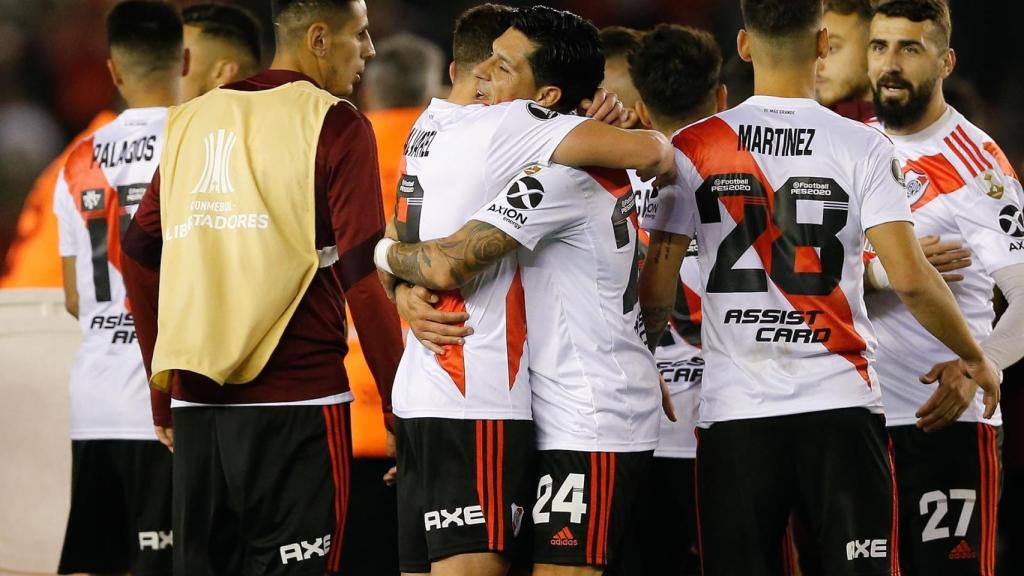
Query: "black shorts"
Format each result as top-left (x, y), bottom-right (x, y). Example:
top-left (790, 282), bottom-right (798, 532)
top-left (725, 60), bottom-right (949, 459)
top-left (395, 417), bottom-right (534, 573)
top-left (531, 449), bottom-right (653, 568)
top-left (58, 439), bottom-right (173, 576)
top-left (172, 403), bottom-right (351, 576)
top-left (607, 456), bottom-right (700, 576)
top-left (696, 408), bottom-right (896, 576)
top-left (889, 422), bottom-right (1002, 576)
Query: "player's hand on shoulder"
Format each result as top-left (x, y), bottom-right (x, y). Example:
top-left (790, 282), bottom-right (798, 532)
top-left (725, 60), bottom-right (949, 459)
top-left (396, 284), bottom-right (473, 354)
top-left (580, 87), bottom-right (629, 127)
top-left (919, 235), bottom-right (972, 283)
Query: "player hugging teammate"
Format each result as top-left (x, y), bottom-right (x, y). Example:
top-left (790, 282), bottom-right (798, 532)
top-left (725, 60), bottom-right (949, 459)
top-left (46, 0), bottom-right (1020, 575)
top-left (380, 1), bottom-right (1019, 576)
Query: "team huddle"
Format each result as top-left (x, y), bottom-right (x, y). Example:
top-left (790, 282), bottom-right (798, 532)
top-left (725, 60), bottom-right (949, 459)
top-left (52, 0), bottom-right (1022, 576)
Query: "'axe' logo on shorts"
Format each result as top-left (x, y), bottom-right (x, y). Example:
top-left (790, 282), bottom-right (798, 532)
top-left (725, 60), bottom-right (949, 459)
top-left (279, 534), bottom-right (332, 565)
top-left (424, 505), bottom-right (486, 531)
top-left (191, 129), bottom-right (237, 194)
top-left (138, 530), bottom-right (172, 550)
top-left (845, 539), bottom-right (887, 561)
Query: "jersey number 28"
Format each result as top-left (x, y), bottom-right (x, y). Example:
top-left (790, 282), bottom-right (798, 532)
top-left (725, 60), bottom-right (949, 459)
top-left (696, 174), bottom-right (850, 296)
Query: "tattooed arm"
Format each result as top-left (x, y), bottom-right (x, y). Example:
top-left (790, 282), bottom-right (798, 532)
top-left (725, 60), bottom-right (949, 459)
top-left (639, 230), bottom-right (691, 353)
top-left (385, 220), bottom-right (521, 291)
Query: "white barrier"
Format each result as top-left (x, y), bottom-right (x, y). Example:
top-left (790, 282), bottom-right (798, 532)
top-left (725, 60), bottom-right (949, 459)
top-left (0, 289), bottom-right (79, 575)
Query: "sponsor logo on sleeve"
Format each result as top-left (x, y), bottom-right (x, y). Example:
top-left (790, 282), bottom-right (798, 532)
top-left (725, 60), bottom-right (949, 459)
top-left (506, 175), bottom-right (545, 210)
top-left (999, 204), bottom-right (1024, 238)
top-left (527, 102), bottom-right (558, 121)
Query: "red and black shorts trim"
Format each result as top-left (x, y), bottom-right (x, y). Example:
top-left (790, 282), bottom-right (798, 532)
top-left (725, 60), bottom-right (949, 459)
top-left (395, 417), bottom-right (534, 573)
top-left (888, 422), bottom-right (1002, 576)
top-left (322, 403), bottom-right (352, 573)
top-left (532, 449), bottom-right (653, 568)
top-left (171, 404), bottom-right (351, 576)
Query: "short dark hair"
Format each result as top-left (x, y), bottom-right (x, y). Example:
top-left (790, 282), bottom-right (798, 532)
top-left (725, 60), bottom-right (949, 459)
top-left (824, 0), bottom-right (873, 19)
top-left (184, 3), bottom-right (263, 64)
top-left (366, 33), bottom-right (444, 108)
top-left (272, 0), bottom-right (355, 20)
top-left (453, 3), bottom-right (515, 71)
top-left (873, 0), bottom-right (952, 48)
top-left (106, 0), bottom-right (183, 70)
top-left (741, 0), bottom-right (822, 37)
top-left (272, 0), bottom-right (357, 41)
top-left (510, 6), bottom-right (604, 113)
top-left (630, 24), bottom-right (722, 122)
top-left (599, 25), bottom-right (643, 60)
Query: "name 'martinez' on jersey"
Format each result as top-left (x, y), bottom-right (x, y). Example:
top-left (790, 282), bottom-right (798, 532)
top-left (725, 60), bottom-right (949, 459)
top-left (648, 95), bottom-right (912, 425)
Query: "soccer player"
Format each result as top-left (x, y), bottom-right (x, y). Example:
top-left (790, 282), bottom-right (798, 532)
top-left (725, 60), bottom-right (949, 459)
top-left (378, 5), bottom-right (673, 575)
top-left (816, 0), bottom-right (875, 121)
top-left (121, 1), bottom-right (404, 574)
top-left (181, 2), bottom-right (263, 101)
top-left (377, 8), bottom-right (667, 575)
top-left (598, 26), bottom-right (644, 126)
top-left (638, 1), bottom-right (1000, 575)
top-left (865, 1), bottom-right (1024, 573)
top-left (53, 2), bottom-right (185, 574)
top-left (1, 2), bottom-right (261, 289)
top-left (610, 24), bottom-right (728, 576)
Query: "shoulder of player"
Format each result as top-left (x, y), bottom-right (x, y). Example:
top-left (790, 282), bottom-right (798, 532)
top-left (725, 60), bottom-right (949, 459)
top-left (507, 163), bottom-right (585, 195)
top-left (669, 113), bottom-right (726, 155)
top-left (940, 110), bottom-right (1014, 177)
top-left (319, 100), bottom-right (374, 147)
top-left (815, 106), bottom-right (894, 148)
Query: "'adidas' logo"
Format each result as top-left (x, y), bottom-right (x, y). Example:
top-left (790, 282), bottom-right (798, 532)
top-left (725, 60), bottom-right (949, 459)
top-left (948, 539), bottom-right (977, 560)
top-left (551, 527), bottom-right (579, 547)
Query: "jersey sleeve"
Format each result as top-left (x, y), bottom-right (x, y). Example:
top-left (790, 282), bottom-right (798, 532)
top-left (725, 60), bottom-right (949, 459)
top-left (642, 150), bottom-right (699, 237)
top-left (483, 100), bottom-right (589, 193)
top-left (857, 137), bottom-right (913, 230)
top-left (949, 174), bottom-right (1024, 275)
top-left (471, 165), bottom-right (581, 251)
top-left (53, 169), bottom-right (78, 257)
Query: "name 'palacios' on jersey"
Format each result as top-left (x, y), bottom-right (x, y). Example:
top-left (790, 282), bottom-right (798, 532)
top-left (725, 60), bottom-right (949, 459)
top-left (737, 124), bottom-right (816, 157)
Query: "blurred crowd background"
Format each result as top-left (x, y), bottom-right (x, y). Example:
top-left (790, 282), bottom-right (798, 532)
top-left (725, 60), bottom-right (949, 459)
top-left (0, 0), bottom-right (1021, 265)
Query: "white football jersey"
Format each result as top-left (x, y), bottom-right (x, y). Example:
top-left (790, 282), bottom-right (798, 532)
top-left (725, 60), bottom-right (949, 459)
top-left (867, 106), bottom-right (1022, 426)
top-left (648, 96), bottom-right (912, 425)
top-left (53, 107), bottom-right (166, 440)
top-left (391, 99), bottom-right (587, 420)
top-left (634, 170), bottom-right (703, 458)
top-left (474, 164), bottom-right (661, 452)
